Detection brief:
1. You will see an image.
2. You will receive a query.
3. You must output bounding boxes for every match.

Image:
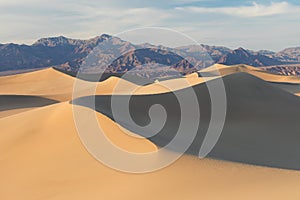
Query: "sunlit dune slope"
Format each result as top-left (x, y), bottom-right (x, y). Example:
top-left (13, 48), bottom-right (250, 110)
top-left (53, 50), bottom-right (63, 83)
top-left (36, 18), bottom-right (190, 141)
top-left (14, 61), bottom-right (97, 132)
top-left (0, 107), bottom-right (35, 119)
top-left (0, 102), bottom-right (156, 153)
top-left (131, 75), bottom-right (219, 95)
top-left (199, 64), bottom-right (300, 96)
top-left (200, 64), bottom-right (300, 84)
top-left (1, 102), bottom-right (300, 199)
top-left (0, 68), bottom-right (139, 101)
top-left (2, 65), bottom-right (300, 101)
top-left (0, 68), bottom-right (75, 101)
top-left (0, 67), bottom-right (219, 102)
top-left (88, 64), bottom-right (300, 96)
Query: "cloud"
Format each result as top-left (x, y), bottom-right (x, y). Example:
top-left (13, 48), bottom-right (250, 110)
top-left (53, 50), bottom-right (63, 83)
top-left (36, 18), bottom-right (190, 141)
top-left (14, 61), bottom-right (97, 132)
top-left (175, 2), bottom-right (295, 17)
top-left (0, 1), bottom-right (173, 44)
top-left (170, 0), bottom-right (207, 4)
top-left (0, 0), bottom-right (300, 51)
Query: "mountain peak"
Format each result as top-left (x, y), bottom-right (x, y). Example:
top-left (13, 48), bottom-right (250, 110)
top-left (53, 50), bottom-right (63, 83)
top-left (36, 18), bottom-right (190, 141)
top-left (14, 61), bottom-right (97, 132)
top-left (227, 47), bottom-right (251, 59)
top-left (100, 34), bottom-right (112, 39)
top-left (90, 34), bottom-right (112, 41)
top-left (234, 47), bottom-right (250, 54)
top-left (237, 47), bottom-right (247, 51)
top-left (86, 34), bottom-right (123, 47)
top-left (33, 36), bottom-right (82, 47)
top-left (218, 47), bottom-right (285, 67)
top-left (33, 34), bottom-right (113, 47)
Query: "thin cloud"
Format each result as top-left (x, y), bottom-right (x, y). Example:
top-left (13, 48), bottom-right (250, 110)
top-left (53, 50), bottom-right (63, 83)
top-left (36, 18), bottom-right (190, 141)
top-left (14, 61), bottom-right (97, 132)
top-left (175, 2), bottom-right (295, 17)
top-left (0, 0), bottom-right (300, 50)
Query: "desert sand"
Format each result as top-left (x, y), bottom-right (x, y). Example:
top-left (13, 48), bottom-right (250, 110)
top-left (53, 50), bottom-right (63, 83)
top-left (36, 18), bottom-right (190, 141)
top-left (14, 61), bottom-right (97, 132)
top-left (0, 67), bottom-right (223, 99)
top-left (1, 102), bottom-right (300, 200)
top-left (0, 68), bottom-right (140, 101)
top-left (0, 95), bottom-right (58, 111)
top-left (1, 66), bottom-right (300, 199)
top-left (200, 64), bottom-right (300, 84)
top-left (75, 72), bottom-right (300, 170)
top-left (199, 64), bottom-right (300, 96)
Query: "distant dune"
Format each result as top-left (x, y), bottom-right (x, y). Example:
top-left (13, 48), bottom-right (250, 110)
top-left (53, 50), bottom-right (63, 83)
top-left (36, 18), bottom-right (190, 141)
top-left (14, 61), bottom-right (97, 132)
top-left (200, 64), bottom-right (300, 95)
top-left (200, 64), bottom-right (300, 83)
top-left (1, 64), bottom-right (300, 199)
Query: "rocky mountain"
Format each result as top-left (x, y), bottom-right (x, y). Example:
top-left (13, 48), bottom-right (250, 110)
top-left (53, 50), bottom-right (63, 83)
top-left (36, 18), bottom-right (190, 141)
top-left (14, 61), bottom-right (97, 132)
top-left (256, 47), bottom-right (300, 62)
top-left (217, 47), bottom-right (287, 67)
top-left (0, 34), bottom-right (300, 78)
top-left (275, 47), bottom-right (300, 62)
top-left (0, 34), bottom-right (112, 71)
top-left (261, 64), bottom-right (300, 76)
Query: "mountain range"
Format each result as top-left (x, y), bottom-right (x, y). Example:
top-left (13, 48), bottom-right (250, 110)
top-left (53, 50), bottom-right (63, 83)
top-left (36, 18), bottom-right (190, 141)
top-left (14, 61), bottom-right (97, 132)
top-left (1, 34), bottom-right (300, 77)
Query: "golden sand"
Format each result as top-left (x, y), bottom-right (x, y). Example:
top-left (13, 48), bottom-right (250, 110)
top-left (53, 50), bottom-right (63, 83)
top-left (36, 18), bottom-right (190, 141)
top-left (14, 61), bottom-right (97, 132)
top-left (1, 66), bottom-right (300, 199)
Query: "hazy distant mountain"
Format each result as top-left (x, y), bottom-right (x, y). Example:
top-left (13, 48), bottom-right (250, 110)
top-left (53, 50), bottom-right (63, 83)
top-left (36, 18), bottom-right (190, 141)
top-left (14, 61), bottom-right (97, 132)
top-left (217, 47), bottom-right (287, 67)
top-left (69, 36), bottom-right (199, 78)
top-left (261, 64), bottom-right (300, 76)
top-left (275, 47), bottom-right (300, 62)
top-left (106, 48), bottom-right (196, 74)
top-left (256, 48), bottom-right (300, 62)
top-left (174, 45), bottom-right (231, 69)
top-left (0, 34), bottom-right (299, 78)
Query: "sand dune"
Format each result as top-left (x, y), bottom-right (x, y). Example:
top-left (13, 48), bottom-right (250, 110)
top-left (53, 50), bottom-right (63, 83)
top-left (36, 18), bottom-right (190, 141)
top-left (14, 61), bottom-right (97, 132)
top-left (74, 72), bottom-right (300, 170)
top-left (0, 68), bottom-right (76, 101)
top-left (0, 68), bottom-right (208, 118)
top-left (0, 107), bottom-right (36, 118)
top-left (199, 64), bottom-right (300, 96)
top-left (199, 63), bottom-right (266, 77)
top-left (2, 65), bottom-right (300, 199)
top-left (268, 82), bottom-right (300, 96)
top-left (200, 64), bottom-right (300, 84)
top-left (130, 76), bottom-right (219, 95)
top-left (1, 101), bottom-right (300, 199)
top-left (0, 68), bottom-right (139, 101)
top-left (0, 67), bottom-right (219, 104)
top-left (0, 95), bottom-right (58, 118)
top-left (0, 95), bottom-right (58, 112)
top-left (104, 65), bottom-right (300, 96)
top-left (1, 65), bottom-right (299, 101)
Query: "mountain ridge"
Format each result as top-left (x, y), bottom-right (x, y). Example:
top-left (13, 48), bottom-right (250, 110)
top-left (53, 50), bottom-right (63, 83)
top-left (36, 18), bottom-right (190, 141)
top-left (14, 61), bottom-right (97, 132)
top-left (0, 34), bottom-right (300, 77)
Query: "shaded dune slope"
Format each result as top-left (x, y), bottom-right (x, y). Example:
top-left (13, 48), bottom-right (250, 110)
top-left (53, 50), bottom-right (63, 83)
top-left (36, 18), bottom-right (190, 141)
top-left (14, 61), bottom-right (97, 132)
top-left (0, 95), bottom-right (58, 112)
top-left (73, 72), bottom-right (300, 170)
top-left (0, 95), bottom-right (59, 118)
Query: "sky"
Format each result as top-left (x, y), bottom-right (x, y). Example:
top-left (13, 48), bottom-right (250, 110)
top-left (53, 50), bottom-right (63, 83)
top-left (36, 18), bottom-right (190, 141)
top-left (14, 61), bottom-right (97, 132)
top-left (0, 0), bottom-right (299, 51)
